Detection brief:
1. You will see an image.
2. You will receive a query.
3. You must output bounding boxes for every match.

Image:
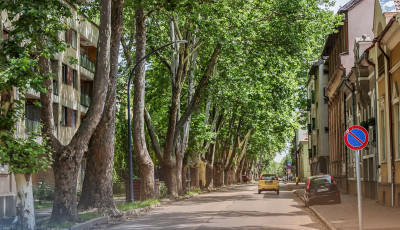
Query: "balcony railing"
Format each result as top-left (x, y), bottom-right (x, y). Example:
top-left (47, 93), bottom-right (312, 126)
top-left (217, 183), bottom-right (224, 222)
top-left (81, 93), bottom-right (91, 107)
top-left (80, 54), bottom-right (95, 73)
top-left (26, 118), bottom-right (40, 133)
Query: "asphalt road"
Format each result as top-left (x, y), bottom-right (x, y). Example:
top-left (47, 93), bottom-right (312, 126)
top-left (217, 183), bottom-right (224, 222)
top-left (108, 183), bottom-right (326, 230)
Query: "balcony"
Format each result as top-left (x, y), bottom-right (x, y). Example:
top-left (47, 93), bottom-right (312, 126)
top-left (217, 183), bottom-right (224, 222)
top-left (26, 118), bottom-right (40, 133)
top-left (80, 54), bottom-right (95, 73)
top-left (81, 93), bottom-right (91, 107)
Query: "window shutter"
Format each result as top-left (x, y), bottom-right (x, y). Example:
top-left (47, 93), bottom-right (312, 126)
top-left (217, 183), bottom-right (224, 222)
top-left (67, 66), bottom-right (73, 86)
top-left (66, 29), bottom-right (72, 45)
top-left (67, 107), bottom-right (73, 127)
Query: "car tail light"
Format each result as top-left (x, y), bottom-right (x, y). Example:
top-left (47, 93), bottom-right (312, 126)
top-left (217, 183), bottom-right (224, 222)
top-left (306, 179), bottom-right (310, 191)
top-left (331, 176), bottom-right (335, 184)
top-left (336, 193), bottom-right (339, 196)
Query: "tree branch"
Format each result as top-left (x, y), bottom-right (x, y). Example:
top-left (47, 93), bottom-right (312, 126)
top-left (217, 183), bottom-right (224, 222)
top-left (173, 43), bottom-right (222, 145)
top-left (149, 45), bottom-right (171, 72)
top-left (144, 106), bottom-right (164, 163)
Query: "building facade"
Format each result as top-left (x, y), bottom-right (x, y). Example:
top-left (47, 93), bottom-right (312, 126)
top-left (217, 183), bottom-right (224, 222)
top-left (371, 0), bottom-right (400, 206)
top-left (298, 137), bottom-right (311, 181)
top-left (324, 0), bottom-right (375, 192)
top-left (307, 59), bottom-right (330, 176)
top-left (0, 0), bottom-right (98, 217)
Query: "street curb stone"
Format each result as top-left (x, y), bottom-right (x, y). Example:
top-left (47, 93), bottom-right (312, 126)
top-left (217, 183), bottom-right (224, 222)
top-left (293, 190), bottom-right (337, 230)
top-left (69, 216), bottom-right (109, 230)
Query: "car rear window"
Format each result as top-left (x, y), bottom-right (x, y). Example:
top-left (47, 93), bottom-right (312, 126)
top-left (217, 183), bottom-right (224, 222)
top-left (310, 176), bottom-right (332, 188)
top-left (261, 175), bottom-right (277, 180)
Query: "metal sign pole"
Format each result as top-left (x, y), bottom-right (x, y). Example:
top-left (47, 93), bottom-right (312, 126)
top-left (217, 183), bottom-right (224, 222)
top-left (355, 149), bottom-right (363, 230)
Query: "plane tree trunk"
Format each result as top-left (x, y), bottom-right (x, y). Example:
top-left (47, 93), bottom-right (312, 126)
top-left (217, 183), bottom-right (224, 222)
top-left (78, 0), bottom-right (124, 213)
top-left (42, 0), bottom-right (111, 222)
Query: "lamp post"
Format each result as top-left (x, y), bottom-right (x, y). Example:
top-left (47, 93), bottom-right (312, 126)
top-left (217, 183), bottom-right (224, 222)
top-left (127, 40), bottom-right (187, 202)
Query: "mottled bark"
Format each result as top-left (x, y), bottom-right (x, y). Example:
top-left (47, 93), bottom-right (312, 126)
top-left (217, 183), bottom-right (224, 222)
top-left (15, 174), bottom-right (35, 230)
top-left (190, 156), bottom-right (200, 189)
top-left (79, 0), bottom-right (124, 213)
top-left (46, 0), bottom-right (111, 222)
top-left (133, 6), bottom-right (154, 200)
top-left (181, 155), bottom-right (189, 194)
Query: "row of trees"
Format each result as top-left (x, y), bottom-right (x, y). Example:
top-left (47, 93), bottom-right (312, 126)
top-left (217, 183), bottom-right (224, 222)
top-left (0, 0), bottom-right (341, 228)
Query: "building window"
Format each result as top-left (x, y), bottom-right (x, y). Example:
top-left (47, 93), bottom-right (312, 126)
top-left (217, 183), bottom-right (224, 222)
top-left (71, 30), bottom-right (77, 49)
top-left (395, 104), bottom-right (400, 159)
top-left (73, 70), bottom-right (78, 89)
top-left (61, 106), bottom-right (67, 126)
top-left (25, 103), bottom-right (40, 133)
top-left (72, 110), bottom-right (77, 128)
top-left (62, 64), bottom-right (67, 84)
top-left (53, 80), bottom-right (58, 95)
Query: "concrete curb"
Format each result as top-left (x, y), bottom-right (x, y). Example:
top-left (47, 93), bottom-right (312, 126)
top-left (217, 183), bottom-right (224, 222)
top-left (122, 203), bottom-right (162, 217)
top-left (70, 216), bottom-right (109, 230)
top-left (293, 190), bottom-right (337, 230)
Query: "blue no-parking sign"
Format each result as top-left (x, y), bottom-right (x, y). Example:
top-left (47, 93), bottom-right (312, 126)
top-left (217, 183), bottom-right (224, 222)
top-left (344, 125), bottom-right (369, 150)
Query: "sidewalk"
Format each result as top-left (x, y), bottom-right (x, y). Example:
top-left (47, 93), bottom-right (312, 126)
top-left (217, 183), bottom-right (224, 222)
top-left (291, 183), bottom-right (400, 230)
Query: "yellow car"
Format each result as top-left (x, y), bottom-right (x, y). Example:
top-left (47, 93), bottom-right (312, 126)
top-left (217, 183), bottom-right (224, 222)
top-left (258, 174), bottom-right (279, 194)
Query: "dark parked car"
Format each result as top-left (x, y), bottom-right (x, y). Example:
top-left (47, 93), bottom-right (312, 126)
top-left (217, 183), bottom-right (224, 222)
top-left (304, 174), bottom-right (341, 206)
top-left (242, 175), bottom-right (249, 183)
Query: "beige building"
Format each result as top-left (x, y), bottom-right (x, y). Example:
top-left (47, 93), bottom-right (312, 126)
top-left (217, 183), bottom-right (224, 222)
top-left (370, 0), bottom-right (400, 206)
top-left (298, 137), bottom-right (311, 181)
top-left (0, 0), bottom-right (98, 217)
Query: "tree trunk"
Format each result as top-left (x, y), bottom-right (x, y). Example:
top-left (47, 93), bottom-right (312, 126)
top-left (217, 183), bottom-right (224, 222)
top-left (51, 148), bottom-right (82, 222)
top-left (190, 156), bottom-right (200, 189)
top-left (78, 0), bottom-right (124, 214)
top-left (134, 6), bottom-right (154, 201)
top-left (48, 0), bottom-right (111, 222)
top-left (181, 155), bottom-right (189, 194)
top-left (14, 174), bottom-right (35, 230)
top-left (164, 160), bottom-right (178, 196)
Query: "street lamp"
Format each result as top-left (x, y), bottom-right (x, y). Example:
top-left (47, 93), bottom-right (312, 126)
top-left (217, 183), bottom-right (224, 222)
top-left (127, 40), bottom-right (187, 202)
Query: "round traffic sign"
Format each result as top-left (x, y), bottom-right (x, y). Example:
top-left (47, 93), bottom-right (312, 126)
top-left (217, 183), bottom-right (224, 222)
top-left (344, 125), bottom-right (369, 150)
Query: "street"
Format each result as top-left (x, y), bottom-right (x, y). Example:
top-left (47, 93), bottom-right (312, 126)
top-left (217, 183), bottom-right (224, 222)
top-left (108, 183), bottom-right (326, 230)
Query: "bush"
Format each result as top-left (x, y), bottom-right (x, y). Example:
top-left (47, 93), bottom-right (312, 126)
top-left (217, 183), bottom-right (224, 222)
top-left (33, 181), bottom-right (54, 202)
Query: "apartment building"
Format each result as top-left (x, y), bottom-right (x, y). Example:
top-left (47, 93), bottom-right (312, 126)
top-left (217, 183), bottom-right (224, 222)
top-left (307, 58), bottom-right (330, 176)
top-left (0, 0), bottom-right (98, 217)
top-left (324, 0), bottom-right (375, 192)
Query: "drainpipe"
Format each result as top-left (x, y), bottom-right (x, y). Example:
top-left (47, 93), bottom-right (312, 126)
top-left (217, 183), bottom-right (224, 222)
top-left (378, 40), bottom-right (395, 207)
top-left (365, 44), bottom-right (379, 201)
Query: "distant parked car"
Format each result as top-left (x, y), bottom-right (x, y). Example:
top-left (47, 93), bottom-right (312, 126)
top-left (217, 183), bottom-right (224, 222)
top-left (304, 174), bottom-right (341, 206)
top-left (242, 175), bottom-right (249, 183)
top-left (258, 174), bottom-right (279, 194)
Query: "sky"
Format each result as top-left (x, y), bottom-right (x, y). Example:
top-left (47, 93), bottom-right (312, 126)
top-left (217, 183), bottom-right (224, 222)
top-left (331, 0), bottom-right (351, 12)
